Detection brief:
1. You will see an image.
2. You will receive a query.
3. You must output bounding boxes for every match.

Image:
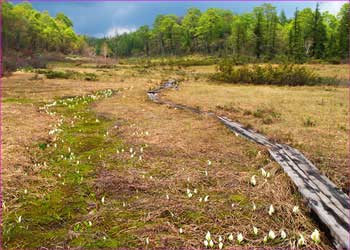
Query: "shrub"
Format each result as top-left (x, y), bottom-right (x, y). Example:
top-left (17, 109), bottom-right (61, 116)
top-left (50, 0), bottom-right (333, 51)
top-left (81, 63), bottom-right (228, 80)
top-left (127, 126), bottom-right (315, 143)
top-left (211, 61), bottom-right (333, 86)
top-left (35, 69), bottom-right (98, 81)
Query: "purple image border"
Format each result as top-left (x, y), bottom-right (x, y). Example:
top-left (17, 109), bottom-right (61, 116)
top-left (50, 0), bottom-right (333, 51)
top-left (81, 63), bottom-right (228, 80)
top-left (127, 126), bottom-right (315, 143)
top-left (0, 0), bottom-right (349, 249)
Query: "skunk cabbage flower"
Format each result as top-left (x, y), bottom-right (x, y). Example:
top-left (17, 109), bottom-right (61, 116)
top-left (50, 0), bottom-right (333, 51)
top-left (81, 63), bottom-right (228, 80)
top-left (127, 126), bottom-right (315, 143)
top-left (311, 229), bottom-right (320, 243)
top-left (297, 234), bottom-right (305, 246)
top-left (228, 233), bottom-right (234, 241)
top-left (219, 242), bottom-right (223, 249)
top-left (268, 204), bottom-right (275, 216)
top-left (205, 231), bottom-right (211, 241)
top-left (292, 206), bottom-right (299, 214)
top-left (237, 233), bottom-right (244, 244)
top-left (268, 230), bottom-right (276, 240)
top-left (263, 236), bottom-right (268, 243)
top-left (280, 230), bottom-right (287, 239)
top-left (250, 175), bottom-right (257, 186)
top-left (204, 240), bottom-right (209, 247)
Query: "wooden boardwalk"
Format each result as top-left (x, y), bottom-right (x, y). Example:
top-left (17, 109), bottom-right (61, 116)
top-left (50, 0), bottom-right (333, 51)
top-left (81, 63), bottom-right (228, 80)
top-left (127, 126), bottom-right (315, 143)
top-left (147, 80), bottom-right (350, 248)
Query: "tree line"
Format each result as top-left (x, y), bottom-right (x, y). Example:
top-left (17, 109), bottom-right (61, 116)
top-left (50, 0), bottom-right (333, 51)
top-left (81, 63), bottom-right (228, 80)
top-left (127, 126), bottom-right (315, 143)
top-left (2, 1), bottom-right (87, 56)
top-left (89, 3), bottom-right (350, 63)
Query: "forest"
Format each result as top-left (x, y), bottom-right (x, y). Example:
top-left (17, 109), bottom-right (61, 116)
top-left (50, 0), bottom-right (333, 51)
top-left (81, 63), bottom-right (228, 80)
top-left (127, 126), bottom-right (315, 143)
top-left (2, 1), bottom-right (89, 72)
top-left (89, 3), bottom-right (350, 63)
top-left (2, 1), bottom-right (350, 68)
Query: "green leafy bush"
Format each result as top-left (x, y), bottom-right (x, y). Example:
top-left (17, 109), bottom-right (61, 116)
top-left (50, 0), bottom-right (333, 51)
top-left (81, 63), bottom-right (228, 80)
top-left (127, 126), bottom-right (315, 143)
top-left (211, 61), bottom-right (337, 86)
top-left (35, 69), bottom-right (98, 81)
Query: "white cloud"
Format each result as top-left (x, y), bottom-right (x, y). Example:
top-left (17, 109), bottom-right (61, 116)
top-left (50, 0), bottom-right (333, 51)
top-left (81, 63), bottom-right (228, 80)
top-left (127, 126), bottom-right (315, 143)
top-left (106, 26), bottom-right (137, 37)
top-left (319, 1), bottom-right (344, 15)
top-left (112, 5), bottom-right (137, 19)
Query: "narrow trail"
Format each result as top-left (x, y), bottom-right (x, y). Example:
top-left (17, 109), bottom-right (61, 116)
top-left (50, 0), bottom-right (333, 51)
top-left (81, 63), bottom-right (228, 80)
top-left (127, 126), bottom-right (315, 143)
top-left (147, 80), bottom-right (350, 249)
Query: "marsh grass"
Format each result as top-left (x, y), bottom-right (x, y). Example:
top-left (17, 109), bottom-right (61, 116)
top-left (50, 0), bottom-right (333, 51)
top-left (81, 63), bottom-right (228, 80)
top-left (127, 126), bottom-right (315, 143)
top-left (2, 62), bottom-right (343, 249)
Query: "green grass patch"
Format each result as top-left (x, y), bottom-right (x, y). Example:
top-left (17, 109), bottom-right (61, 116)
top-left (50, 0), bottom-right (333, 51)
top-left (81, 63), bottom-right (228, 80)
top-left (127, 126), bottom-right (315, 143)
top-left (2, 88), bottom-right (146, 248)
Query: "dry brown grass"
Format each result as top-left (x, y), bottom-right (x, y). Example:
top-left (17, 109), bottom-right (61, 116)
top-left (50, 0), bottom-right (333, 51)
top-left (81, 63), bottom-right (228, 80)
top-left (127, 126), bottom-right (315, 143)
top-left (2, 62), bottom-right (343, 248)
top-left (165, 81), bottom-right (349, 192)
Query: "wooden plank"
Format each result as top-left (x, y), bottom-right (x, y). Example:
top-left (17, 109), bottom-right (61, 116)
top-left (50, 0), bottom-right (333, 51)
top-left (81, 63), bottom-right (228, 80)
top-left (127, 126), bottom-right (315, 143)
top-left (217, 116), bottom-right (274, 147)
top-left (269, 146), bottom-right (350, 249)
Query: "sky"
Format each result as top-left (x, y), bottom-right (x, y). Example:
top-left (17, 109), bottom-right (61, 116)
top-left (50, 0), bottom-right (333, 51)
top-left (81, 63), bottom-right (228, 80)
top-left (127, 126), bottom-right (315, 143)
top-left (20, 1), bottom-right (346, 38)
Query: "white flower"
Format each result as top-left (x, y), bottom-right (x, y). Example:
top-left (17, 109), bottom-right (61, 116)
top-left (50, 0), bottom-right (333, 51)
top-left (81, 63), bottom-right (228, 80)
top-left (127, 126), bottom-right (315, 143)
top-left (292, 206), bottom-right (299, 214)
top-left (280, 230), bottom-right (287, 239)
top-left (252, 202), bottom-right (257, 211)
top-left (209, 239), bottom-right (214, 248)
top-left (130, 148), bottom-right (133, 153)
top-left (205, 170), bottom-right (208, 176)
top-left (263, 236), bottom-right (268, 243)
top-left (166, 194), bottom-right (169, 200)
top-left (268, 204), bottom-right (275, 216)
top-left (193, 188), bottom-right (198, 194)
top-left (311, 229), bottom-right (320, 243)
top-left (297, 234), bottom-right (305, 246)
top-left (58, 173), bottom-right (62, 178)
top-left (204, 240), bottom-right (209, 247)
top-left (187, 177), bottom-right (190, 182)
top-left (199, 197), bottom-right (203, 202)
top-left (101, 196), bottom-right (105, 204)
top-left (17, 215), bottom-right (22, 223)
top-left (253, 226), bottom-right (258, 235)
top-left (24, 189), bottom-right (28, 195)
top-left (219, 235), bottom-right (223, 242)
top-left (219, 242), bottom-right (223, 249)
top-left (204, 195), bottom-right (209, 202)
top-left (205, 231), bottom-right (211, 241)
top-left (187, 192), bottom-right (193, 198)
top-left (250, 175), bottom-right (257, 186)
top-left (228, 233), bottom-right (234, 241)
top-left (207, 160), bottom-right (212, 166)
top-left (186, 188), bottom-right (191, 194)
top-left (88, 221), bottom-right (92, 227)
top-left (237, 233), bottom-right (244, 244)
top-left (145, 237), bottom-right (149, 245)
top-left (266, 172), bottom-right (271, 178)
top-left (268, 230), bottom-right (276, 240)
top-left (261, 168), bottom-right (267, 177)
top-left (179, 228), bottom-right (183, 234)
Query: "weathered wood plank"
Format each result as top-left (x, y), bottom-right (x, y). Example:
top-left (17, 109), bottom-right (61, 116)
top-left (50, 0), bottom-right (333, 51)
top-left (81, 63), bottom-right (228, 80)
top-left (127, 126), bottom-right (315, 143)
top-left (217, 116), bottom-right (274, 147)
top-left (269, 146), bottom-right (350, 249)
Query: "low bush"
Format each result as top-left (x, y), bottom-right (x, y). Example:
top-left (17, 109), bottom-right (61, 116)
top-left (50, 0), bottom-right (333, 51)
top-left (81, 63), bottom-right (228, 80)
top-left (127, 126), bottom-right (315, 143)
top-left (211, 61), bottom-right (339, 86)
top-left (35, 69), bottom-right (98, 81)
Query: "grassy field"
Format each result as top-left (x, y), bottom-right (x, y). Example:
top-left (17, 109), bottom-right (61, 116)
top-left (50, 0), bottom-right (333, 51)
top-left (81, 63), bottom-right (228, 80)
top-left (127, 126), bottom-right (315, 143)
top-left (2, 61), bottom-right (347, 249)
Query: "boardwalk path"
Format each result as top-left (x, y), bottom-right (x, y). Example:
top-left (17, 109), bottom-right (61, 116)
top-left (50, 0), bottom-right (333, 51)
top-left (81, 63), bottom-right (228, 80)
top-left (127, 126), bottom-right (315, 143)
top-left (147, 80), bottom-right (350, 249)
